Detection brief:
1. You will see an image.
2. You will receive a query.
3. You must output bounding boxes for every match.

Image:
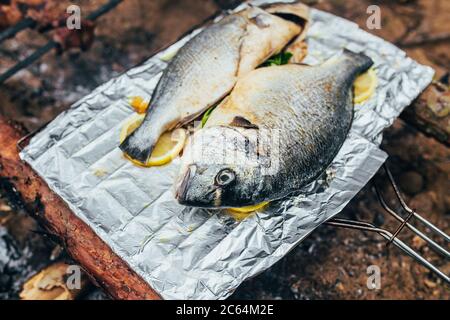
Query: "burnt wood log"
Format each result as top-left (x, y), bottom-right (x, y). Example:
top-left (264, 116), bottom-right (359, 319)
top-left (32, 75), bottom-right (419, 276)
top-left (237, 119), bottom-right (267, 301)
top-left (400, 82), bottom-right (450, 147)
top-left (0, 117), bottom-right (161, 300)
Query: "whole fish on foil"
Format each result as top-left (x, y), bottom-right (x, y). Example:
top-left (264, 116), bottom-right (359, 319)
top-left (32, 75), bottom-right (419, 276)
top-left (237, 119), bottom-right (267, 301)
top-left (175, 50), bottom-right (374, 208)
top-left (119, 3), bottom-right (309, 163)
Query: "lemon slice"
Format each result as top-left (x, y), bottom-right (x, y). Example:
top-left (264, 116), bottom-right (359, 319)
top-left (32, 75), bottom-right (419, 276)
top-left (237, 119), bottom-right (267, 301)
top-left (227, 202), bottom-right (269, 221)
top-left (227, 211), bottom-right (252, 221)
top-left (353, 68), bottom-right (377, 104)
top-left (160, 49), bottom-right (179, 62)
top-left (120, 114), bottom-right (187, 167)
top-left (129, 96), bottom-right (149, 114)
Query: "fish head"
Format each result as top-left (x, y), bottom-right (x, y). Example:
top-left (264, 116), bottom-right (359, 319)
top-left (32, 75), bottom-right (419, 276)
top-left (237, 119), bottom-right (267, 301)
top-left (175, 126), bottom-right (270, 208)
top-left (175, 162), bottom-right (246, 208)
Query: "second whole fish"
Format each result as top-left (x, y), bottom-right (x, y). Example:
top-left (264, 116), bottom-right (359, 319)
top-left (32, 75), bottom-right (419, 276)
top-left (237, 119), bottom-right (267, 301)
top-left (119, 3), bottom-right (309, 163)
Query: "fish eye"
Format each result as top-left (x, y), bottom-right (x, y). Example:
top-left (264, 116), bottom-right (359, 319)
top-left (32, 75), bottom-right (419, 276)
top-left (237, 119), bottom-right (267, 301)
top-left (215, 169), bottom-right (236, 186)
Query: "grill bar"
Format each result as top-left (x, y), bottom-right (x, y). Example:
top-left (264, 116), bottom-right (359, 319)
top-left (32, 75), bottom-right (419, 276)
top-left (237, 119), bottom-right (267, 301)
top-left (0, 17), bottom-right (36, 43)
top-left (0, 40), bottom-right (57, 84)
top-left (0, 0), bottom-right (123, 85)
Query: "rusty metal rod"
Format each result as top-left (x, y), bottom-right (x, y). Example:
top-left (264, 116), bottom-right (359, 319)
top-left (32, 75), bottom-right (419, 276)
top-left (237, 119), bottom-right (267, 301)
top-left (386, 210), bottom-right (414, 247)
top-left (0, 0), bottom-right (123, 85)
top-left (86, 0), bottom-right (123, 21)
top-left (0, 17), bottom-right (36, 43)
top-left (0, 40), bottom-right (58, 84)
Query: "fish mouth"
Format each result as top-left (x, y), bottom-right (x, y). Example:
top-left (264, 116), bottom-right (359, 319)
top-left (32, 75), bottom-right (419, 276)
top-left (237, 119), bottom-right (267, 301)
top-left (175, 164), bottom-right (223, 207)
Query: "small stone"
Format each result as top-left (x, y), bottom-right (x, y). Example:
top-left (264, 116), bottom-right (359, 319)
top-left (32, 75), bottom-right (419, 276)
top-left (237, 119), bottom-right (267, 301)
top-left (335, 282), bottom-right (345, 292)
top-left (0, 203), bottom-right (11, 212)
top-left (398, 171), bottom-right (424, 195)
top-left (373, 211), bottom-right (385, 226)
top-left (0, 274), bottom-right (11, 289)
top-left (50, 245), bottom-right (64, 261)
top-left (410, 192), bottom-right (434, 213)
top-left (411, 235), bottom-right (426, 250)
top-left (426, 90), bottom-right (450, 118)
top-left (424, 278), bottom-right (437, 288)
top-left (290, 284), bottom-right (299, 294)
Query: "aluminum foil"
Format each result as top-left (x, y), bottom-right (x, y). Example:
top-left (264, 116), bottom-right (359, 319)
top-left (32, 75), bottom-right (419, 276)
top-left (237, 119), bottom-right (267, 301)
top-left (20, 1), bottom-right (434, 299)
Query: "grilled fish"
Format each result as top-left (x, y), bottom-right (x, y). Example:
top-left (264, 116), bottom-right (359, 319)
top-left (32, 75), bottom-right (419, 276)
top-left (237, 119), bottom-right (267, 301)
top-left (119, 3), bottom-right (309, 163)
top-left (175, 50), bottom-right (373, 208)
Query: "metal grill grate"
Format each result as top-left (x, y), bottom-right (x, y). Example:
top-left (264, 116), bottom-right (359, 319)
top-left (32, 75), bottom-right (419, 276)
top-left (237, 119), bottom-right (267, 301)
top-left (326, 164), bottom-right (450, 284)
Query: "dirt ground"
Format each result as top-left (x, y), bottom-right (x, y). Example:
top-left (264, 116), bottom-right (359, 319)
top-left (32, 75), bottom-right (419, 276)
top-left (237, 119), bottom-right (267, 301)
top-left (0, 0), bottom-right (448, 299)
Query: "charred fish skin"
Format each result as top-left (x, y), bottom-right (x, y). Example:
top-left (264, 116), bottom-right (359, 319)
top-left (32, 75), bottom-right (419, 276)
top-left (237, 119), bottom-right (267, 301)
top-left (176, 50), bottom-right (374, 208)
top-left (119, 5), bottom-right (308, 163)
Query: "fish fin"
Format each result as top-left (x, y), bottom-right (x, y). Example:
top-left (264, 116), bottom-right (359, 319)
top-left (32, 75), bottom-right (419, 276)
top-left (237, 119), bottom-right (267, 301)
top-left (342, 49), bottom-right (374, 73)
top-left (229, 116), bottom-right (259, 129)
top-left (119, 131), bottom-right (155, 163)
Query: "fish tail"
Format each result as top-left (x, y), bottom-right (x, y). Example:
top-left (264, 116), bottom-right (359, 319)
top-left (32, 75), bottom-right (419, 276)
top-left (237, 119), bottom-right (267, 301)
top-left (342, 49), bottom-right (374, 74)
top-left (119, 129), bottom-right (155, 164)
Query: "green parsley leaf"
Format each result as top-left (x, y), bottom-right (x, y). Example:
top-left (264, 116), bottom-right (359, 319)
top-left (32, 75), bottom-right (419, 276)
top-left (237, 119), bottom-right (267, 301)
top-left (262, 52), bottom-right (293, 67)
top-left (201, 105), bottom-right (216, 128)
